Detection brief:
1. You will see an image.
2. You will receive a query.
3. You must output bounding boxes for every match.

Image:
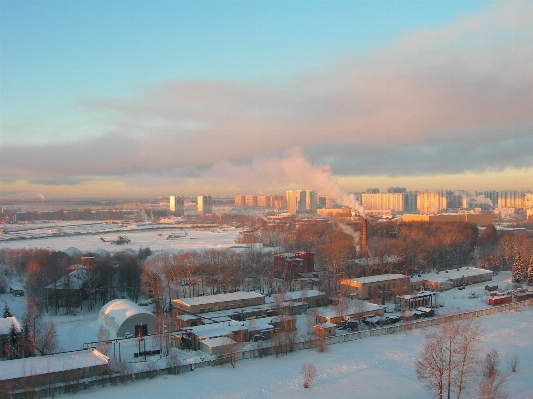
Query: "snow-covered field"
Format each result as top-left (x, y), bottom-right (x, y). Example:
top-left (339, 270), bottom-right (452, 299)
top-left (0, 222), bottom-right (243, 253)
top-left (49, 307), bottom-right (533, 399)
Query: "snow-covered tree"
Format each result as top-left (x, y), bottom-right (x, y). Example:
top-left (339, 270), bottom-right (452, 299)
top-left (3, 303), bottom-right (13, 318)
top-left (511, 252), bottom-right (525, 282)
top-left (528, 256), bottom-right (533, 287)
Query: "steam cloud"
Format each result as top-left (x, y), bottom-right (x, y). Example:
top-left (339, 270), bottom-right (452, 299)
top-left (336, 222), bottom-right (361, 253)
top-left (203, 147), bottom-right (366, 216)
top-left (280, 148), bottom-right (366, 217)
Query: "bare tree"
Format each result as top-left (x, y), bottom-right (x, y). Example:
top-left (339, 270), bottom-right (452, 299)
top-left (97, 325), bottom-right (110, 355)
top-left (415, 317), bottom-right (483, 399)
top-left (300, 362), bottom-right (318, 388)
top-left (167, 351), bottom-right (181, 374)
top-left (507, 353), bottom-right (519, 372)
top-left (37, 320), bottom-right (60, 355)
top-left (477, 349), bottom-right (509, 399)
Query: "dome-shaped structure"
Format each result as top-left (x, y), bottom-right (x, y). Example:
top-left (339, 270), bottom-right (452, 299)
top-left (99, 299), bottom-right (155, 338)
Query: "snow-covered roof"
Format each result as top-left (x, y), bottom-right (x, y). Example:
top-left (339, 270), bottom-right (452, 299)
top-left (0, 316), bottom-right (22, 335)
top-left (174, 291), bottom-right (264, 307)
top-left (353, 256), bottom-right (400, 265)
top-left (9, 281), bottom-right (24, 290)
top-left (398, 291), bottom-right (435, 300)
top-left (343, 274), bottom-right (407, 285)
top-left (0, 349), bottom-right (108, 381)
top-left (187, 320), bottom-right (247, 340)
top-left (45, 269), bottom-right (88, 290)
top-left (93, 248), bottom-right (110, 258)
top-left (278, 290), bottom-right (326, 301)
top-left (410, 267), bottom-right (493, 283)
top-left (62, 246), bottom-right (81, 258)
top-left (99, 299), bottom-right (154, 327)
top-left (201, 336), bottom-right (236, 348)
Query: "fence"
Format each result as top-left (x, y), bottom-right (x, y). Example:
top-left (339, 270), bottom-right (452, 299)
top-left (4, 299), bottom-right (532, 399)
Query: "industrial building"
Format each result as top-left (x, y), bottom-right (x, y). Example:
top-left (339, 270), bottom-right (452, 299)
top-left (340, 274), bottom-right (410, 300)
top-left (402, 212), bottom-right (493, 226)
top-left (99, 299), bottom-right (156, 338)
top-left (172, 291), bottom-right (265, 314)
top-left (273, 252), bottom-right (315, 278)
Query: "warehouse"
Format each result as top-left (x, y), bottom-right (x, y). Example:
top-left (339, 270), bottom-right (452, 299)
top-left (99, 299), bottom-right (156, 338)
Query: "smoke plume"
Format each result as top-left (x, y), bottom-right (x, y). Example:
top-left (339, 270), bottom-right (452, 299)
top-left (280, 148), bottom-right (366, 216)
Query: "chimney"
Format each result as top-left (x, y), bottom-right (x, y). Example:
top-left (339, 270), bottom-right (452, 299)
top-left (362, 218), bottom-right (368, 254)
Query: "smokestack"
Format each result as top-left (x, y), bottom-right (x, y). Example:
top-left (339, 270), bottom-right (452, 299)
top-left (362, 218), bottom-right (368, 254)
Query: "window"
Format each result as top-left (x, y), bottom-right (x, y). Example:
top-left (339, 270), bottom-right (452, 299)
top-left (199, 308), bottom-right (205, 313)
top-left (208, 307), bottom-right (213, 312)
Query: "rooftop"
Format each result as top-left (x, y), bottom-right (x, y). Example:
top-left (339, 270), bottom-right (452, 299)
top-left (173, 291), bottom-right (264, 307)
top-left (410, 267), bottom-right (493, 283)
top-left (0, 349), bottom-right (108, 381)
top-left (343, 274), bottom-right (407, 285)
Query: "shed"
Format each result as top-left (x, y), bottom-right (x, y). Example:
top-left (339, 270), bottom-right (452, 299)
top-left (99, 299), bottom-right (156, 338)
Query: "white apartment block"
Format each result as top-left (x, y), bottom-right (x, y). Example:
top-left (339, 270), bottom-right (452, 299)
top-left (418, 191), bottom-right (447, 214)
top-left (361, 193), bottom-right (404, 212)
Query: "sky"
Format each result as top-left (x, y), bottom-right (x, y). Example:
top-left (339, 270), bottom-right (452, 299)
top-left (1, 0), bottom-right (532, 199)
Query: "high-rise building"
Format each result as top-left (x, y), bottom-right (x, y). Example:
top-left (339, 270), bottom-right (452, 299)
top-left (366, 188), bottom-right (379, 193)
top-left (483, 191), bottom-right (498, 208)
top-left (361, 193), bottom-right (404, 212)
top-left (498, 191), bottom-right (522, 208)
top-left (418, 191), bottom-right (446, 214)
top-left (197, 195), bottom-right (213, 215)
top-left (387, 187), bottom-right (406, 193)
top-left (523, 193), bottom-right (533, 210)
top-left (404, 192), bottom-right (418, 212)
top-left (257, 195), bottom-right (273, 207)
top-left (245, 195), bottom-right (258, 207)
top-left (286, 189), bottom-right (315, 214)
top-left (234, 195), bottom-right (245, 206)
top-left (169, 196), bottom-right (185, 217)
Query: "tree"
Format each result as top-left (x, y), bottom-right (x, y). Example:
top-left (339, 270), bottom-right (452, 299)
top-left (477, 349), bottom-right (509, 399)
top-left (37, 320), bottom-right (60, 355)
top-left (3, 303), bottom-right (13, 318)
top-left (415, 317), bottom-right (483, 399)
top-left (528, 255), bottom-right (533, 286)
top-left (97, 325), bottom-right (110, 355)
top-left (5, 322), bottom-right (20, 360)
top-left (511, 252), bottom-right (525, 282)
top-left (22, 295), bottom-right (43, 357)
top-left (300, 362), bottom-right (318, 388)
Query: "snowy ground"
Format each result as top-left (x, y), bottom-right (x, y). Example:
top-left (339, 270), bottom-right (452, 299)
top-left (54, 307), bottom-right (533, 399)
top-left (0, 221), bottom-right (242, 253)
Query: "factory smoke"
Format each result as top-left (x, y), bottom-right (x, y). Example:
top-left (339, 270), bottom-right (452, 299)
top-left (202, 147), bottom-right (366, 216)
top-left (279, 148), bottom-right (366, 217)
top-left (336, 222), bottom-right (361, 253)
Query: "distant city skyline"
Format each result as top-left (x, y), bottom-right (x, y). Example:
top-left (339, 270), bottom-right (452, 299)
top-left (1, 1), bottom-right (532, 199)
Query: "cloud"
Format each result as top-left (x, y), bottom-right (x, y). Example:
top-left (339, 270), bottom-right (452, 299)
top-left (1, 1), bottom-right (532, 192)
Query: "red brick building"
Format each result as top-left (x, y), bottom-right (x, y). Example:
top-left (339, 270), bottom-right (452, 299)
top-left (273, 252), bottom-right (315, 279)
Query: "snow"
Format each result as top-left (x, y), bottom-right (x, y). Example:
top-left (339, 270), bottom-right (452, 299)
top-left (0, 222), bottom-right (242, 253)
top-left (1, 222), bottom-right (532, 398)
top-left (411, 267), bottom-right (493, 283)
top-left (63, 308), bottom-right (533, 399)
top-left (99, 299), bottom-right (154, 328)
top-left (0, 316), bottom-right (22, 335)
top-left (0, 348), bottom-right (108, 381)
top-left (344, 274), bottom-right (406, 284)
top-left (174, 291), bottom-right (264, 308)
